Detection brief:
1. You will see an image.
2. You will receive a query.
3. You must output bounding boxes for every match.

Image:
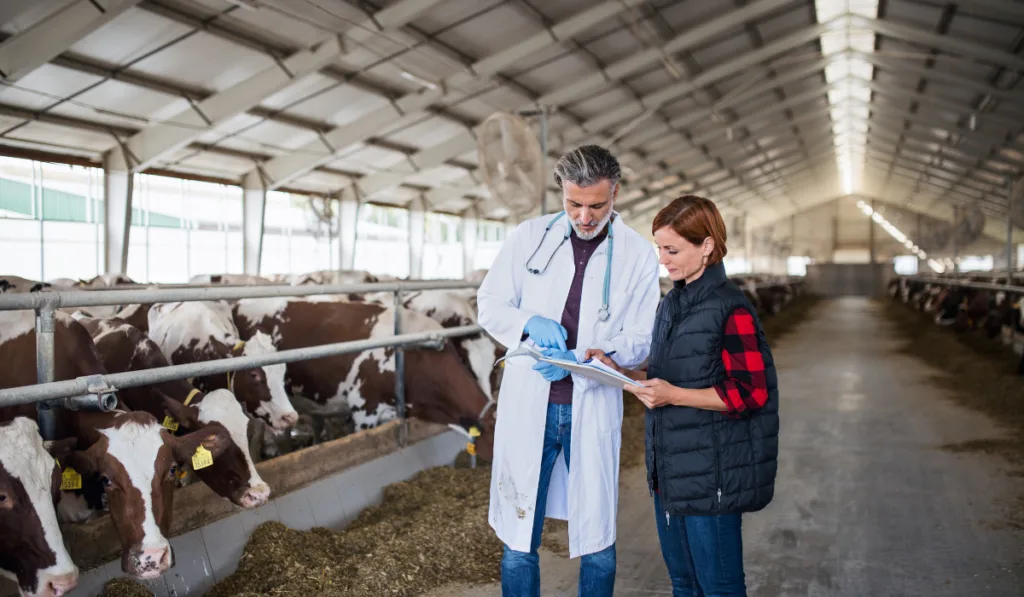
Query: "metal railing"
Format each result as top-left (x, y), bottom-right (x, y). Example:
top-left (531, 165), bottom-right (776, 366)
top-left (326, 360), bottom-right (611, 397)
top-left (0, 279), bottom-right (482, 444)
top-left (902, 275), bottom-right (1024, 294)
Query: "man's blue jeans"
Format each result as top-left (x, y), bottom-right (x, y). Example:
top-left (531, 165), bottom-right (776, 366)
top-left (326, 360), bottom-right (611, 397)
top-left (501, 403), bottom-right (616, 597)
top-left (653, 491), bottom-right (746, 597)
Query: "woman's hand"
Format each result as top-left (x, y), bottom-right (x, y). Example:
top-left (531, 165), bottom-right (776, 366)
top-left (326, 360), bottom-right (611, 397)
top-left (627, 378), bottom-right (680, 409)
top-left (583, 349), bottom-right (625, 374)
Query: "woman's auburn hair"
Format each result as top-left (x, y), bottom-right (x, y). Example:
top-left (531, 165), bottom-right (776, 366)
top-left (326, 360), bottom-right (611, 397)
top-left (652, 195), bottom-right (729, 266)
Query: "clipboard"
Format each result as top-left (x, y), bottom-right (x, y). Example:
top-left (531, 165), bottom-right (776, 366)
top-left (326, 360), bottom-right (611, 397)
top-left (495, 342), bottom-right (636, 389)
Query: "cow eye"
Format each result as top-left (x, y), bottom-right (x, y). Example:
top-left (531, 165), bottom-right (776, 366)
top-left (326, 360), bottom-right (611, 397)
top-left (0, 493), bottom-right (8, 504)
top-left (169, 464), bottom-right (178, 476)
top-left (100, 476), bottom-right (112, 488)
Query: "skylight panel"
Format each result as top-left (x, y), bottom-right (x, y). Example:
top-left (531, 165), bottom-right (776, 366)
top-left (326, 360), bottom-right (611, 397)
top-left (815, 0), bottom-right (879, 195)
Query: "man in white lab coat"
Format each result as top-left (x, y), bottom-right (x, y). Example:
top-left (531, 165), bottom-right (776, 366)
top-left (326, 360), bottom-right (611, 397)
top-left (477, 145), bottom-right (661, 597)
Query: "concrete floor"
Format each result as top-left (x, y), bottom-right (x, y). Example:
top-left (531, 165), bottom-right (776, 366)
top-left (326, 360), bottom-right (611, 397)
top-left (427, 297), bottom-right (1024, 597)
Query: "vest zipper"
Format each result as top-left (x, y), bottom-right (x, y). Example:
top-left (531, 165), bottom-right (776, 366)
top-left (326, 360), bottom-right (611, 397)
top-left (712, 417), bottom-right (722, 512)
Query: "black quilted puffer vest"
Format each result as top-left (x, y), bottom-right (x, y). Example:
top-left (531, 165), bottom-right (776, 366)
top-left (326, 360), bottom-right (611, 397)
top-left (644, 262), bottom-right (779, 515)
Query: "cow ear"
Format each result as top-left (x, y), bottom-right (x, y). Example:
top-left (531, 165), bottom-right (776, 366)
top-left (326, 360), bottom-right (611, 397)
top-left (63, 444), bottom-right (102, 477)
top-left (171, 426), bottom-right (231, 464)
top-left (43, 437), bottom-right (78, 462)
top-left (154, 388), bottom-right (202, 429)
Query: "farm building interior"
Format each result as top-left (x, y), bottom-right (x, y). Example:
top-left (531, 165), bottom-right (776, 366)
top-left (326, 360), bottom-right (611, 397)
top-left (0, 0), bottom-right (1022, 596)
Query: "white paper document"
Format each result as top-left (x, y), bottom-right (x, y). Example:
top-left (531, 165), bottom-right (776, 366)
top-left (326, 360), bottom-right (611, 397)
top-left (495, 341), bottom-right (636, 389)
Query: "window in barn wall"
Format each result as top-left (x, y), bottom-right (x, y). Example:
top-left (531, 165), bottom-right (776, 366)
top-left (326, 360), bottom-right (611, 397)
top-left (0, 156), bottom-right (104, 282)
top-left (786, 256), bottom-right (812, 277)
top-left (423, 212), bottom-right (463, 279)
top-left (259, 191), bottom-right (336, 277)
top-left (355, 203), bottom-right (410, 279)
top-left (892, 255), bottom-right (918, 275)
top-left (958, 255), bottom-right (993, 272)
top-left (473, 219), bottom-right (506, 271)
top-left (724, 256), bottom-right (752, 275)
top-left (126, 173), bottom-right (243, 283)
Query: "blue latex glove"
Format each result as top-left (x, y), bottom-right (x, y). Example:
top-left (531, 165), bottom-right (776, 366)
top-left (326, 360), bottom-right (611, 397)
top-left (533, 348), bottom-right (576, 382)
top-left (524, 316), bottom-right (568, 351)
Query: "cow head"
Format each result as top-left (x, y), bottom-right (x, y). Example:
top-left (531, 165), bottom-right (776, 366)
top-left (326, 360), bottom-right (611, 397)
top-left (0, 418), bottom-right (79, 597)
top-left (157, 390), bottom-right (270, 508)
top-left (63, 412), bottom-right (230, 579)
top-left (404, 344), bottom-right (495, 461)
top-left (233, 333), bottom-right (298, 430)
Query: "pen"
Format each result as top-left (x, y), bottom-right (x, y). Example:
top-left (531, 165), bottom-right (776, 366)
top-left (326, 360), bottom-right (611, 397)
top-left (584, 350), bottom-right (615, 363)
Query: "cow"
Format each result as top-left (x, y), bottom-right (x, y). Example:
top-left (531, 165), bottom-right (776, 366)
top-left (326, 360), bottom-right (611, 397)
top-left (59, 410), bottom-right (230, 578)
top-left (0, 310), bottom-right (231, 579)
top-left (188, 274), bottom-right (274, 285)
top-left (390, 290), bottom-right (504, 400)
top-left (232, 299), bottom-right (495, 459)
top-left (0, 417), bottom-right (79, 597)
top-left (73, 315), bottom-right (270, 508)
top-left (0, 276), bottom-right (52, 294)
top-left (146, 301), bottom-right (298, 431)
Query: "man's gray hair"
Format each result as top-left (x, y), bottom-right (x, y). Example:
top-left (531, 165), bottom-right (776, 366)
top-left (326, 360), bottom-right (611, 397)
top-left (552, 144), bottom-right (621, 189)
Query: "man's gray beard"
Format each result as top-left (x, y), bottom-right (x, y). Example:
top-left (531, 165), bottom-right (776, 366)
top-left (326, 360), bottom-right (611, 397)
top-left (569, 208), bottom-right (613, 240)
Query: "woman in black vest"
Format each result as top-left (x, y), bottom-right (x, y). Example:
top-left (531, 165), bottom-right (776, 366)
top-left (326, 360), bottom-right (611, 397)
top-left (587, 195), bottom-right (779, 597)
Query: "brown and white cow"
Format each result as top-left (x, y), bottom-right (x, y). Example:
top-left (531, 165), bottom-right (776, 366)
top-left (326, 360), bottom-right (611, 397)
top-left (188, 274), bottom-right (274, 285)
top-left (147, 301), bottom-right (298, 430)
top-left (0, 276), bottom-right (52, 294)
top-left (0, 417), bottom-right (79, 597)
top-left (0, 311), bottom-right (231, 579)
top-left (73, 315), bottom-right (270, 508)
top-left (60, 410), bottom-right (230, 578)
top-left (232, 299), bottom-right (495, 459)
top-left (392, 290), bottom-right (504, 400)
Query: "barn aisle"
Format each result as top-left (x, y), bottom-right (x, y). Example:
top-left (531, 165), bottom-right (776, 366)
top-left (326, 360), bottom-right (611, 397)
top-left (429, 298), bottom-right (1024, 597)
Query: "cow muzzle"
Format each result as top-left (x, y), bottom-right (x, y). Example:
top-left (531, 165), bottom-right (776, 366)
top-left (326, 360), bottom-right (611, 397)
top-left (237, 482), bottom-right (271, 509)
top-left (32, 570), bottom-right (79, 597)
top-left (124, 543), bottom-right (172, 579)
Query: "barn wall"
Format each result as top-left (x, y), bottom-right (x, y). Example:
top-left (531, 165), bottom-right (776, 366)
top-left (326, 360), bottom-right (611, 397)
top-left (806, 263), bottom-right (892, 297)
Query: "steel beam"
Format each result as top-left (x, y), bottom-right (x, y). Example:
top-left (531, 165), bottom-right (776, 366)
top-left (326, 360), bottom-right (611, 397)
top-left (537, 0), bottom-right (801, 108)
top-left (866, 80), bottom-right (1022, 131)
top-left (125, 35), bottom-right (348, 172)
top-left (855, 51), bottom-right (1024, 107)
top-left (857, 15), bottom-right (1024, 73)
top-left (0, 0), bottom-right (142, 82)
top-left (252, 0), bottom-right (650, 190)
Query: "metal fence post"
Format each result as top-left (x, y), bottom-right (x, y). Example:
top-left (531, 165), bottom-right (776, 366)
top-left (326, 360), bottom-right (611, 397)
top-left (36, 306), bottom-right (57, 440)
top-left (1008, 178), bottom-right (1015, 285)
top-left (393, 289), bottom-right (407, 447)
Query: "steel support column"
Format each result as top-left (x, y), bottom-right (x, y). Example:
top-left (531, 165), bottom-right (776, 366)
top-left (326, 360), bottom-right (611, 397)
top-left (103, 146), bottom-right (134, 275)
top-left (242, 171), bottom-right (266, 275)
top-left (338, 194), bottom-right (359, 271)
top-left (462, 206), bottom-right (479, 278)
top-left (408, 197), bottom-right (426, 279)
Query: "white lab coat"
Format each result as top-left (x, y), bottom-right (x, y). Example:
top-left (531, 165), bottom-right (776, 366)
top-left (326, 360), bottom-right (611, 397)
top-left (477, 211), bottom-right (661, 558)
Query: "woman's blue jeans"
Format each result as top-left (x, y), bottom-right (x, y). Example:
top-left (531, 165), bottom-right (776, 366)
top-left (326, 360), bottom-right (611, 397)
top-left (500, 403), bottom-right (616, 597)
top-left (653, 491), bottom-right (747, 597)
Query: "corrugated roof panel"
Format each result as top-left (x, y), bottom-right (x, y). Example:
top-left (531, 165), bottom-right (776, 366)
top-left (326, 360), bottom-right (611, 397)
top-left (0, 64), bottom-right (102, 112)
top-left (128, 30), bottom-right (275, 91)
top-left (69, 7), bottom-right (192, 66)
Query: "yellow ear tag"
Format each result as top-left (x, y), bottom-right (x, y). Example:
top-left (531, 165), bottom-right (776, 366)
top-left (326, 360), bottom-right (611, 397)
top-left (466, 442), bottom-right (477, 456)
top-left (162, 416), bottom-right (180, 432)
top-left (61, 467), bottom-right (82, 491)
top-left (468, 426), bottom-right (481, 438)
top-left (191, 446), bottom-right (214, 470)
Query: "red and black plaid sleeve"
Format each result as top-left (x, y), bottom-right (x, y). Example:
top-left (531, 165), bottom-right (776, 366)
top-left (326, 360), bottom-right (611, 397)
top-left (714, 307), bottom-right (769, 418)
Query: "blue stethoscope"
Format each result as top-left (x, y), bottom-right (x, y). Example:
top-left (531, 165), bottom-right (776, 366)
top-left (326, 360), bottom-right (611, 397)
top-left (525, 211), bottom-right (613, 322)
